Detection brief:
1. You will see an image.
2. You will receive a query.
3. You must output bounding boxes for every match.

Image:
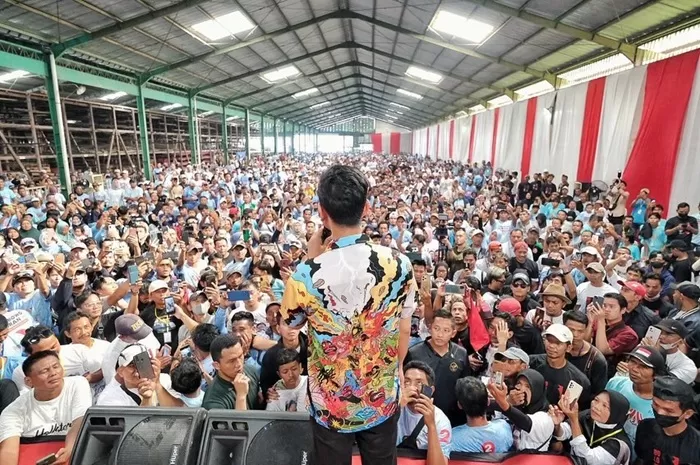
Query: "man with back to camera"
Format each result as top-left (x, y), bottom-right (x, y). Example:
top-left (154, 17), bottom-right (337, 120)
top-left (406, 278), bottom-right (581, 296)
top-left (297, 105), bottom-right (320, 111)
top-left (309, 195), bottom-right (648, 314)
top-left (280, 165), bottom-right (416, 465)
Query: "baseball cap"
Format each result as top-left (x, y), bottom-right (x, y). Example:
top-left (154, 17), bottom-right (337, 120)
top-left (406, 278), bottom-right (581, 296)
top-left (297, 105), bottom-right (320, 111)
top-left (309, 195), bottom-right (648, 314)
top-left (580, 246), bottom-right (600, 257)
top-left (30, 197), bottom-right (40, 203)
top-left (187, 242), bottom-right (203, 253)
top-left (12, 270), bottom-right (34, 286)
top-left (543, 323), bottom-right (573, 343)
top-left (496, 297), bottom-right (521, 317)
top-left (71, 241), bottom-right (87, 250)
top-left (495, 347), bottom-right (530, 365)
top-left (653, 375), bottom-right (696, 406)
top-left (674, 282), bottom-right (700, 301)
top-left (586, 262), bottom-right (605, 273)
top-left (626, 345), bottom-right (665, 374)
top-left (618, 280), bottom-right (646, 297)
top-left (115, 314), bottom-right (152, 340)
top-left (513, 241), bottom-right (528, 252)
top-left (668, 239), bottom-right (689, 251)
top-left (148, 279), bottom-right (169, 294)
top-left (470, 229), bottom-right (484, 238)
top-left (654, 318), bottom-right (689, 339)
top-left (232, 240), bottom-right (246, 249)
top-left (488, 241), bottom-right (502, 251)
top-left (511, 271), bottom-right (530, 285)
top-left (224, 268), bottom-right (243, 279)
top-left (20, 238), bottom-right (37, 249)
top-left (289, 239), bottom-right (302, 249)
top-left (117, 344), bottom-right (149, 368)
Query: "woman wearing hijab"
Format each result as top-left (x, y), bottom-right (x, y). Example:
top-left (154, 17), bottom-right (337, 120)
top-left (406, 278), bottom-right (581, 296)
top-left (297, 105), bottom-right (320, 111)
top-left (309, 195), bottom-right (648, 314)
top-left (550, 390), bottom-right (631, 465)
top-left (488, 368), bottom-right (555, 451)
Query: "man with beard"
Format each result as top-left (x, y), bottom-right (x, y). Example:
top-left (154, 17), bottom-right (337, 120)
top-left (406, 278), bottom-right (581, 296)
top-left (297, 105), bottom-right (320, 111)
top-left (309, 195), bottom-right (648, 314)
top-left (668, 282), bottom-right (700, 335)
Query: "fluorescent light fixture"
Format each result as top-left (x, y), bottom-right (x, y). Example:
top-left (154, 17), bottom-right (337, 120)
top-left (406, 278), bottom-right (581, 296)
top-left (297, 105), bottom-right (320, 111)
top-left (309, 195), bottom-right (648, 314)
top-left (292, 88), bottom-right (319, 99)
top-left (469, 104), bottom-right (486, 114)
top-left (160, 103), bottom-right (182, 111)
top-left (430, 10), bottom-right (494, 44)
top-left (516, 80), bottom-right (554, 99)
top-left (0, 70), bottom-right (30, 83)
top-left (405, 66), bottom-right (443, 84)
top-left (199, 111), bottom-right (214, 117)
top-left (560, 53), bottom-right (632, 87)
top-left (640, 24), bottom-right (700, 64)
top-left (191, 11), bottom-right (255, 41)
top-left (385, 114), bottom-right (398, 119)
top-left (488, 95), bottom-right (513, 108)
top-left (99, 91), bottom-right (127, 101)
top-left (389, 109), bottom-right (404, 115)
top-left (310, 101), bottom-right (330, 109)
top-left (455, 110), bottom-right (468, 117)
top-left (66, 120), bottom-right (78, 125)
top-left (226, 116), bottom-right (241, 121)
top-left (261, 65), bottom-right (300, 83)
top-left (390, 102), bottom-right (410, 110)
top-left (396, 88), bottom-right (423, 100)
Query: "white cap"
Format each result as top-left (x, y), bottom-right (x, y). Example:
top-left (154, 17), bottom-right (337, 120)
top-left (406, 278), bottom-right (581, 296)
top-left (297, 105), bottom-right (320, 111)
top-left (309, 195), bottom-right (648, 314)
top-left (543, 323), bottom-right (573, 343)
top-left (580, 246), bottom-right (601, 257)
top-left (148, 279), bottom-right (168, 294)
top-left (117, 344), bottom-right (149, 367)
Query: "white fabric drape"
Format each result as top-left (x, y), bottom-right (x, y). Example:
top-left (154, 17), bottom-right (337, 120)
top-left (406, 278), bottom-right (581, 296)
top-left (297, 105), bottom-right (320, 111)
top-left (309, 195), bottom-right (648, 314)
top-left (669, 57), bottom-right (700, 212)
top-left (494, 101), bottom-right (528, 173)
top-left (472, 111), bottom-right (495, 164)
top-left (414, 128), bottom-right (427, 156)
top-left (549, 84), bottom-right (589, 182)
top-left (400, 133), bottom-right (412, 153)
top-left (528, 93), bottom-right (555, 176)
top-left (592, 66), bottom-right (646, 183)
top-left (453, 117), bottom-right (471, 163)
top-left (427, 124), bottom-right (438, 159)
top-left (438, 122), bottom-right (451, 160)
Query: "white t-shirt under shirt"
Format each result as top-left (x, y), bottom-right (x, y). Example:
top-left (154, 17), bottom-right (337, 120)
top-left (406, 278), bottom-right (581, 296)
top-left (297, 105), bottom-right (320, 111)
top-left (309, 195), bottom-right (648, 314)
top-left (12, 344), bottom-right (102, 392)
top-left (101, 334), bottom-right (162, 385)
top-left (514, 411), bottom-right (554, 451)
top-left (266, 376), bottom-right (308, 412)
top-left (396, 405), bottom-right (452, 458)
top-left (0, 376), bottom-right (92, 442)
top-left (665, 350), bottom-right (697, 384)
top-left (575, 282), bottom-right (618, 311)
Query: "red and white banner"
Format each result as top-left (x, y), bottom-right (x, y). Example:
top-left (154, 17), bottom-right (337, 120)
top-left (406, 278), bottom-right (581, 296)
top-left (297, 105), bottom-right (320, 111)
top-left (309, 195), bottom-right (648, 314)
top-left (410, 49), bottom-right (700, 212)
top-left (372, 132), bottom-right (412, 154)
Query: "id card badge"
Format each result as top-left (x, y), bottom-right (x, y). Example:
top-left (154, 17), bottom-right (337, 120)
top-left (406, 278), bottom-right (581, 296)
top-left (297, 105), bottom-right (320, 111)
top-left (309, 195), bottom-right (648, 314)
top-left (163, 331), bottom-right (172, 344)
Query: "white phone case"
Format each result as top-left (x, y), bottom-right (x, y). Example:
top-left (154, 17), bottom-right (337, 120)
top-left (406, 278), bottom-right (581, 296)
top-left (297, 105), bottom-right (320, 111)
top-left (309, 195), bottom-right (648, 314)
top-left (565, 380), bottom-right (583, 406)
top-left (645, 326), bottom-right (662, 346)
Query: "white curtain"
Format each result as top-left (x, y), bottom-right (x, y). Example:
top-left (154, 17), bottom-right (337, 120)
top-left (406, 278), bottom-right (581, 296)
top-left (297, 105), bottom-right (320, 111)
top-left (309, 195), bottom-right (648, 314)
top-left (669, 57), bottom-right (700, 212)
top-left (438, 122), bottom-right (451, 160)
top-left (592, 66), bottom-right (646, 183)
top-left (494, 101), bottom-right (528, 173)
top-left (414, 128), bottom-right (427, 156)
top-left (428, 124), bottom-right (438, 159)
top-left (453, 116), bottom-right (471, 163)
top-left (549, 84), bottom-right (588, 181)
top-left (472, 111), bottom-right (495, 164)
top-left (528, 93), bottom-right (555, 176)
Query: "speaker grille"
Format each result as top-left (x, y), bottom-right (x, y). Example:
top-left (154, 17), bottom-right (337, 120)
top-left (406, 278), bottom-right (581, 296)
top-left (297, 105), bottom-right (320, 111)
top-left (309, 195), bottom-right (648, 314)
top-left (246, 419), bottom-right (314, 465)
top-left (115, 416), bottom-right (193, 465)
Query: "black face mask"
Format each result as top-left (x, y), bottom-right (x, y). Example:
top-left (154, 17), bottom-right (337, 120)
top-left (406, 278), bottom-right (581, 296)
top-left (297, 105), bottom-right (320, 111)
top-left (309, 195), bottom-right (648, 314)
top-left (651, 262), bottom-right (664, 269)
top-left (678, 213), bottom-right (689, 220)
top-left (654, 410), bottom-right (682, 428)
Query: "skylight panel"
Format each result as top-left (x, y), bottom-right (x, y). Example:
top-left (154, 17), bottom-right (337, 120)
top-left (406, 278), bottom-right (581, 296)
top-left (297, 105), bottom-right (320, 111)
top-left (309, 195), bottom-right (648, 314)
top-left (192, 11), bottom-right (255, 41)
top-left (99, 91), bottom-right (127, 101)
top-left (430, 10), bottom-right (494, 44)
top-left (396, 89), bottom-right (423, 100)
top-left (292, 88), bottom-right (319, 99)
top-left (261, 66), bottom-right (301, 83)
top-left (405, 66), bottom-right (443, 84)
top-left (310, 101), bottom-right (331, 109)
top-left (0, 70), bottom-right (30, 83)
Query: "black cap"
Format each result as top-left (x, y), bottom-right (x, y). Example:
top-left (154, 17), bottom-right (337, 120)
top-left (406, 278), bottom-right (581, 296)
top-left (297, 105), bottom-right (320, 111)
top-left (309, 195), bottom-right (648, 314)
top-left (669, 239), bottom-right (689, 251)
top-left (655, 318), bottom-right (689, 338)
top-left (0, 291), bottom-right (6, 311)
top-left (653, 375), bottom-right (695, 407)
top-left (674, 282), bottom-right (700, 301)
top-left (625, 345), bottom-right (666, 374)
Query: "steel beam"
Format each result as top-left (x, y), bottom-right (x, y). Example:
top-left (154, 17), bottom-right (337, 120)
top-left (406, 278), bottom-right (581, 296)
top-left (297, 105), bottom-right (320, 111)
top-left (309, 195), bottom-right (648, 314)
top-left (221, 103), bottom-right (229, 164)
top-left (303, 101), bottom-right (424, 127)
top-left (136, 82), bottom-right (152, 180)
top-left (45, 52), bottom-right (71, 196)
top-left (260, 114), bottom-right (265, 156)
top-left (244, 108), bottom-right (251, 160)
top-left (188, 92), bottom-right (199, 165)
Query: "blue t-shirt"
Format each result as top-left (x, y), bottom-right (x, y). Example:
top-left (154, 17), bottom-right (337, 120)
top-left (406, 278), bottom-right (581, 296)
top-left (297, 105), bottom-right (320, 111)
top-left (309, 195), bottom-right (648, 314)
top-left (606, 376), bottom-right (653, 457)
top-left (631, 199), bottom-right (647, 225)
top-left (452, 419), bottom-right (514, 453)
top-left (4, 291), bottom-right (52, 328)
top-left (641, 225), bottom-right (667, 254)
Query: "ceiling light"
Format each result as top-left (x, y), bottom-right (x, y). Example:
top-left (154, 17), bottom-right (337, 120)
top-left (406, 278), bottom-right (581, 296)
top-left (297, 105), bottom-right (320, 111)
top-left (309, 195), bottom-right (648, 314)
top-left (310, 101), bottom-right (330, 109)
top-left (199, 111), bottom-right (214, 117)
top-left (226, 116), bottom-right (241, 121)
top-left (516, 81), bottom-right (554, 99)
top-left (640, 24), bottom-right (700, 64)
top-left (192, 11), bottom-right (255, 41)
top-left (292, 88), bottom-right (319, 99)
top-left (99, 91), bottom-right (127, 101)
top-left (390, 102), bottom-right (410, 110)
top-left (396, 89), bottom-right (423, 100)
top-left (455, 110), bottom-right (468, 117)
top-left (160, 103), bottom-right (182, 111)
top-left (405, 66), bottom-right (443, 84)
top-left (385, 114), bottom-right (398, 119)
top-left (430, 10), bottom-right (494, 44)
top-left (469, 104), bottom-right (486, 114)
top-left (0, 70), bottom-right (30, 83)
top-left (560, 53), bottom-right (632, 87)
top-left (261, 66), bottom-right (301, 83)
top-left (66, 120), bottom-right (78, 125)
top-left (488, 95), bottom-right (512, 108)
top-left (389, 109), bottom-right (404, 115)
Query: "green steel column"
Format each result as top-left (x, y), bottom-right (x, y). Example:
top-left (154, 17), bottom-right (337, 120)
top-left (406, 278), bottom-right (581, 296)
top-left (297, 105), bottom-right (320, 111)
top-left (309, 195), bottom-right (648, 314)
top-left (244, 108), bottom-right (251, 160)
top-left (136, 82), bottom-right (152, 180)
top-left (188, 92), bottom-right (199, 165)
top-left (221, 104), bottom-right (229, 165)
top-left (273, 118), bottom-right (278, 155)
top-left (260, 114), bottom-right (265, 156)
top-left (282, 120), bottom-right (287, 154)
top-left (291, 123), bottom-right (295, 154)
top-left (45, 52), bottom-right (71, 196)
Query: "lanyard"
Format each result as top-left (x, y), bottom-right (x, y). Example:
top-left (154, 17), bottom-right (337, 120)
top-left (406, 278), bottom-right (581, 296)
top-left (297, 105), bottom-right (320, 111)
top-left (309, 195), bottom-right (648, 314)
top-left (589, 428), bottom-right (622, 447)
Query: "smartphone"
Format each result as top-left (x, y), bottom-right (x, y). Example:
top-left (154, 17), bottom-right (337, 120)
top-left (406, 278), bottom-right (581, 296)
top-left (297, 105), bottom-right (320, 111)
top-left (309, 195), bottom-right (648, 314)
top-left (541, 257), bottom-right (560, 267)
top-left (242, 229), bottom-right (251, 242)
top-left (163, 251), bottom-right (179, 260)
top-left (321, 227), bottom-right (332, 242)
top-left (535, 307), bottom-right (545, 321)
top-left (591, 234), bottom-right (599, 245)
top-left (149, 229), bottom-right (159, 244)
top-left (420, 385), bottom-right (434, 397)
top-left (161, 345), bottom-right (171, 357)
top-left (132, 350), bottom-right (155, 379)
top-left (181, 347), bottom-right (192, 358)
top-left (260, 244), bottom-right (278, 255)
top-left (164, 296), bottom-right (175, 314)
top-left (25, 253), bottom-right (37, 263)
top-left (282, 243), bottom-right (291, 253)
top-left (128, 264), bottom-right (139, 284)
top-left (572, 251), bottom-right (582, 261)
top-left (564, 380), bottom-right (583, 408)
top-left (142, 252), bottom-right (154, 262)
top-left (80, 258), bottom-right (94, 269)
top-left (645, 326), bottom-right (662, 346)
top-left (36, 453), bottom-right (57, 465)
top-left (421, 275), bottom-right (431, 294)
top-left (445, 284), bottom-right (463, 294)
top-left (491, 371), bottom-right (504, 387)
top-left (227, 290), bottom-right (251, 301)
top-left (591, 296), bottom-right (604, 308)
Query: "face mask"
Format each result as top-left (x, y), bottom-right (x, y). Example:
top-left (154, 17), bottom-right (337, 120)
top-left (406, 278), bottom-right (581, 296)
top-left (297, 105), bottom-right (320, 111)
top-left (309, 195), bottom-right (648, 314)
top-left (660, 342), bottom-right (678, 351)
top-left (651, 262), bottom-right (664, 269)
top-left (594, 420), bottom-right (618, 430)
top-left (654, 411), bottom-right (682, 428)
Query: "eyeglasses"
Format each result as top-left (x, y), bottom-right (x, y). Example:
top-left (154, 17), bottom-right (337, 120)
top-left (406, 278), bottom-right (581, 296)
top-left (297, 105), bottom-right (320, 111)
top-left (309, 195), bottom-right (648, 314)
top-left (512, 282), bottom-right (528, 289)
top-left (27, 328), bottom-right (53, 345)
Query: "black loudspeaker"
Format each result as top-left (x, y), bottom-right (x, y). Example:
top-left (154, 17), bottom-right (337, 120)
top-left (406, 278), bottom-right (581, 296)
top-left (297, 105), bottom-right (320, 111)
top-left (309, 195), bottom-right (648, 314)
top-left (70, 407), bottom-right (207, 465)
top-left (197, 410), bottom-right (314, 465)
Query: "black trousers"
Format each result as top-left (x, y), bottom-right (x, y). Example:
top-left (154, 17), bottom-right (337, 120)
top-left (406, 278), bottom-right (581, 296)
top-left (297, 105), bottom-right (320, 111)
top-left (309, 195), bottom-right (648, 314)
top-left (0, 379), bottom-right (19, 415)
top-left (310, 413), bottom-right (399, 465)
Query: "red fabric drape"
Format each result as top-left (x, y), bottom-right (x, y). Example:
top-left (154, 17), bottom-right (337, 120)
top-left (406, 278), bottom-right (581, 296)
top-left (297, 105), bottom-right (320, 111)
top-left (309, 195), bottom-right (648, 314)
top-left (371, 133), bottom-right (382, 153)
top-left (520, 97), bottom-right (538, 176)
top-left (490, 108), bottom-right (500, 166)
top-left (468, 117), bottom-right (477, 163)
top-left (389, 132), bottom-right (401, 154)
top-left (448, 120), bottom-right (455, 159)
top-left (623, 50), bottom-right (700, 210)
top-left (576, 78), bottom-right (606, 183)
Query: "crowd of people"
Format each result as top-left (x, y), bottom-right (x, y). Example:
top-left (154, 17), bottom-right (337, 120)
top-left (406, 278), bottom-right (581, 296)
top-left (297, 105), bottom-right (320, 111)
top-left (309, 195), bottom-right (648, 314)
top-left (0, 152), bottom-right (698, 465)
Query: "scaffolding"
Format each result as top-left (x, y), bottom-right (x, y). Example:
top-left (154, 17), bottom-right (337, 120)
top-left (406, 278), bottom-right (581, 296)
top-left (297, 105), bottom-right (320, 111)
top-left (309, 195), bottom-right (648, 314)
top-left (0, 89), bottom-right (257, 181)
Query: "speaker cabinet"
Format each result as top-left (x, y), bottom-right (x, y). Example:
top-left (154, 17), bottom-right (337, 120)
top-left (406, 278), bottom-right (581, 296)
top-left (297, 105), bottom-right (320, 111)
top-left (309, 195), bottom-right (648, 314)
top-left (71, 407), bottom-right (207, 465)
top-left (197, 410), bottom-right (313, 465)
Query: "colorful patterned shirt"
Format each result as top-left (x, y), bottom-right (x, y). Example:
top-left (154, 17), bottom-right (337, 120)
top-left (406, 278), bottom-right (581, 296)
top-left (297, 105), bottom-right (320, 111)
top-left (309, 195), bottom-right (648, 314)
top-left (281, 233), bottom-right (416, 432)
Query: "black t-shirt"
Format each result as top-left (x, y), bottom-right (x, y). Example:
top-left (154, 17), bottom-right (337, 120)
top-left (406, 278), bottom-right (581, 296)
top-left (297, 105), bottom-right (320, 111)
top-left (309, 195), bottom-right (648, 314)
top-left (529, 242), bottom-right (544, 263)
top-left (508, 258), bottom-right (539, 283)
top-left (624, 304), bottom-right (661, 340)
top-left (259, 335), bottom-right (308, 399)
top-left (665, 215), bottom-right (698, 246)
top-left (542, 182), bottom-right (557, 199)
top-left (514, 320), bottom-right (545, 355)
top-left (643, 297), bottom-right (677, 318)
top-left (566, 346), bottom-right (608, 396)
top-left (140, 303), bottom-right (183, 350)
top-left (93, 309), bottom-right (124, 342)
top-left (529, 355), bottom-right (592, 409)
top-left (670, 258), bottom-right (695, 283)
top-left (635, 419), bottom-right (700, 465)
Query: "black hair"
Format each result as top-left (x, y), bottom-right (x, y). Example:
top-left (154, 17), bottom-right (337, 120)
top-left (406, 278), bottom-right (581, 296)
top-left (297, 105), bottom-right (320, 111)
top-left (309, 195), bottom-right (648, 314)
top-left (20, 325), bottom-right (54, 354)
top-left (22, 350), bottom-right (60, 375)
top-left (0, 313), bottom-right (7, 332)
top-left (316, 165), bottom-right (369, 226)
top-left (604, 292), bottom-right (628, 309)
top-left (432, 308), bottom-right (455, 325)
top-left (563, 310), bottom-right (589, 327)
top-left (644, 272), bottom-right (663, 285)
top-left (170, 358), bottom-right (202, 395)
top-left (191, 323), bottom-right (220, 353)
top-left (678, 202), bottom-right (690, 210)
top-left (209, 334), bottom-right (241, 362)
top-left (463, 248), bottom-right (477, 259)
top-left (455, 377), bottom-right (488, 418)
top-left (255, 260), bottom-right (275, 274)
top-left (492, 310), bottom-right (517, 332)
top-left (412, 258), bottom-right (427, 268)
top-left (626, 264), bottom-right (644, 277)
top-left (63, 311), bottom-right (90, 332)
top-left (230, 311), bottom-right (255, 327)
top-left (91, 276), bottom-right (112, 292)
top-left (276, 348), bottom-right (301, 368)
top-left (404, 360), bottom-right (435, 386)
top-left (74, 290), bottom-right (99, 309)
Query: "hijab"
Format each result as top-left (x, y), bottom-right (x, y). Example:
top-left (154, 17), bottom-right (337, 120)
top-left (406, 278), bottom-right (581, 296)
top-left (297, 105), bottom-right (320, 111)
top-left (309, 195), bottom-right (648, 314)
top-left (516, 369), bottom-right (548, 415)
top-left (579, 390), bottom-right (631, 458)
